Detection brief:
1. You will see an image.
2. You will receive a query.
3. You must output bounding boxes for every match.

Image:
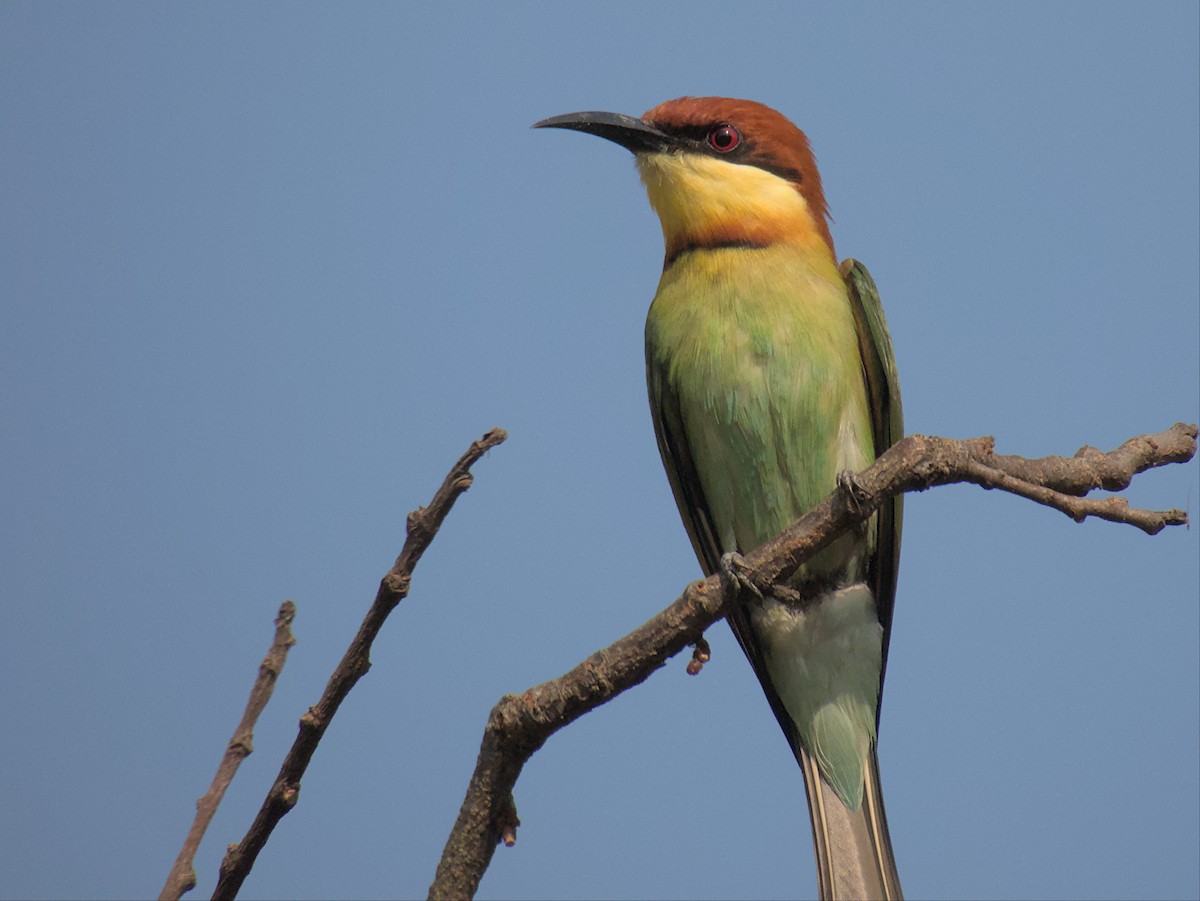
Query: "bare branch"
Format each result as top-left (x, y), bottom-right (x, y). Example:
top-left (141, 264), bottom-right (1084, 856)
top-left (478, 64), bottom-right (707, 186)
top-left (988, 425), bottom-right (1198, 497)
top-left (212, 428), bottom-right (508, 901)
top-left (428, 424), bottom-right (1195, 900)
top-left (160, 601), bottom-right (297, 901)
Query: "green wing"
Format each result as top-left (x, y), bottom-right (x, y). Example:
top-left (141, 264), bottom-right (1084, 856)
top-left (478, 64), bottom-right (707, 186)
top-left (840, 258), bottom-right (904, 707)
top-left (645, 357), bottom-right (722, 577)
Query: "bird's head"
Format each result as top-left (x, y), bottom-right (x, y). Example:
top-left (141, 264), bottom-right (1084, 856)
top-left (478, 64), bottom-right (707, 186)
top-left (534, 96), bottom-right (834, 263)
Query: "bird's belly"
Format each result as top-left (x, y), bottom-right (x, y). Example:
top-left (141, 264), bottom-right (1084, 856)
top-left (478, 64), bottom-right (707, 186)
top-left (750, 583), bottom-right (883, 806)
top-left (685, 373), bottom-right (869, 582)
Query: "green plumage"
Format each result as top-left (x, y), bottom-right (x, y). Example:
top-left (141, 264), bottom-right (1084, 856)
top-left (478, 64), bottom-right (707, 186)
top-left (533, 96), bottom-right (906, 896)
top-left (646, 246), bottom-right (902, 808)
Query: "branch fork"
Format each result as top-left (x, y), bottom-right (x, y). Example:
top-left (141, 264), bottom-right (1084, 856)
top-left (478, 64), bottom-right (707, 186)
top-left (159, 423), bottom-right (1193, 900)
top-left (429, 423), bottom-right (1195, 900)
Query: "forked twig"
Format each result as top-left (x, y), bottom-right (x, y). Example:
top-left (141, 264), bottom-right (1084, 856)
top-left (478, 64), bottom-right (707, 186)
top-left (211, 428), bottom-right (507, 900)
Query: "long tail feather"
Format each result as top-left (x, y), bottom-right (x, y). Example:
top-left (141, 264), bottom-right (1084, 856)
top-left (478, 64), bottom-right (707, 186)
top-left (800, 744), bottom-right (902, 900)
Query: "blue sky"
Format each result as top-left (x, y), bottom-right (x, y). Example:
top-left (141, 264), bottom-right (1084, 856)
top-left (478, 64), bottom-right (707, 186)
top-left (1, 4), bottom-right (1197, 900)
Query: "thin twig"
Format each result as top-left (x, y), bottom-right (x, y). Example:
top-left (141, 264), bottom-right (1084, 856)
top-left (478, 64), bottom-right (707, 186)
top-left (159, 601), bottom-right (297, 901)
top-left (428, 423), bottom-right (1195, 900)
top-left (212, 428), bottom-right (507, 901)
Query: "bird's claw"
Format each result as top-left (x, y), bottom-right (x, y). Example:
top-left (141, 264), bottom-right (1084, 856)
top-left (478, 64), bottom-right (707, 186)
top-left (837, 468), bottom-right (869, 513)
top-left (720, 551), bottom-right (763, 599)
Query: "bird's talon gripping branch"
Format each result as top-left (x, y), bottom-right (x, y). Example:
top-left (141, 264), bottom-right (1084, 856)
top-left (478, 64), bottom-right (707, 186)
top-left (719, 551), bottom-right (763, 600)
top-left (837, 468), bottom-right (869, 513)
top-left (686, 636), bottom-right (712, 675)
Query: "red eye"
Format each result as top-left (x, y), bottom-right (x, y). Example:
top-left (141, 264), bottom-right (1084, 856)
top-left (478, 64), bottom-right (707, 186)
top-left (707, 124), bottom-right (741, 152)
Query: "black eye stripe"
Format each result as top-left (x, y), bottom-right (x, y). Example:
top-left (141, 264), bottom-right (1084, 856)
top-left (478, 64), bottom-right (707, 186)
top-left (754, 154), bottom-right (804, 183)
top-left (654, 124), bottom-right (803, 183)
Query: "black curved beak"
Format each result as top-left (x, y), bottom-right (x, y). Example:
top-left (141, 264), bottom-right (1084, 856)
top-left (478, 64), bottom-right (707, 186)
top-left (532, 110), bottom-right (674, 154)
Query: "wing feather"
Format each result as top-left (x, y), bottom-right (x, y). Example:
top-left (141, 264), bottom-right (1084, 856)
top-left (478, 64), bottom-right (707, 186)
top-left (840, 258), bottom-right (904, 710)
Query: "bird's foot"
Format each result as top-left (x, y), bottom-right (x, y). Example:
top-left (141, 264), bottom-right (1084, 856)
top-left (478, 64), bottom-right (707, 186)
top-left (719, 551), bottom-right (763, 599)
top-left (837, 468), bottom-right (870, 514)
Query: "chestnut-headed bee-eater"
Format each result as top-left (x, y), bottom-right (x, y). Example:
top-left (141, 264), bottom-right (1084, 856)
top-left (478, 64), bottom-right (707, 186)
top-left (535, 97), bottom-right (904, 900)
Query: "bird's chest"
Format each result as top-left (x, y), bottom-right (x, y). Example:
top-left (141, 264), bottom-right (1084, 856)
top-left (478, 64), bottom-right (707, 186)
top-left (646, 248), bottom-right (873, 556)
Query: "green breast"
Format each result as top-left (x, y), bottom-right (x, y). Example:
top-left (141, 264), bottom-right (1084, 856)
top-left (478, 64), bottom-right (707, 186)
top-left (645, 243), bottom-right (874, 580)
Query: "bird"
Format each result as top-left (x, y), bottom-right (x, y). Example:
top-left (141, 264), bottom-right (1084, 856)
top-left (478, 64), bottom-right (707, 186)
top-left (534, 96), bottom-right (904, 901)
